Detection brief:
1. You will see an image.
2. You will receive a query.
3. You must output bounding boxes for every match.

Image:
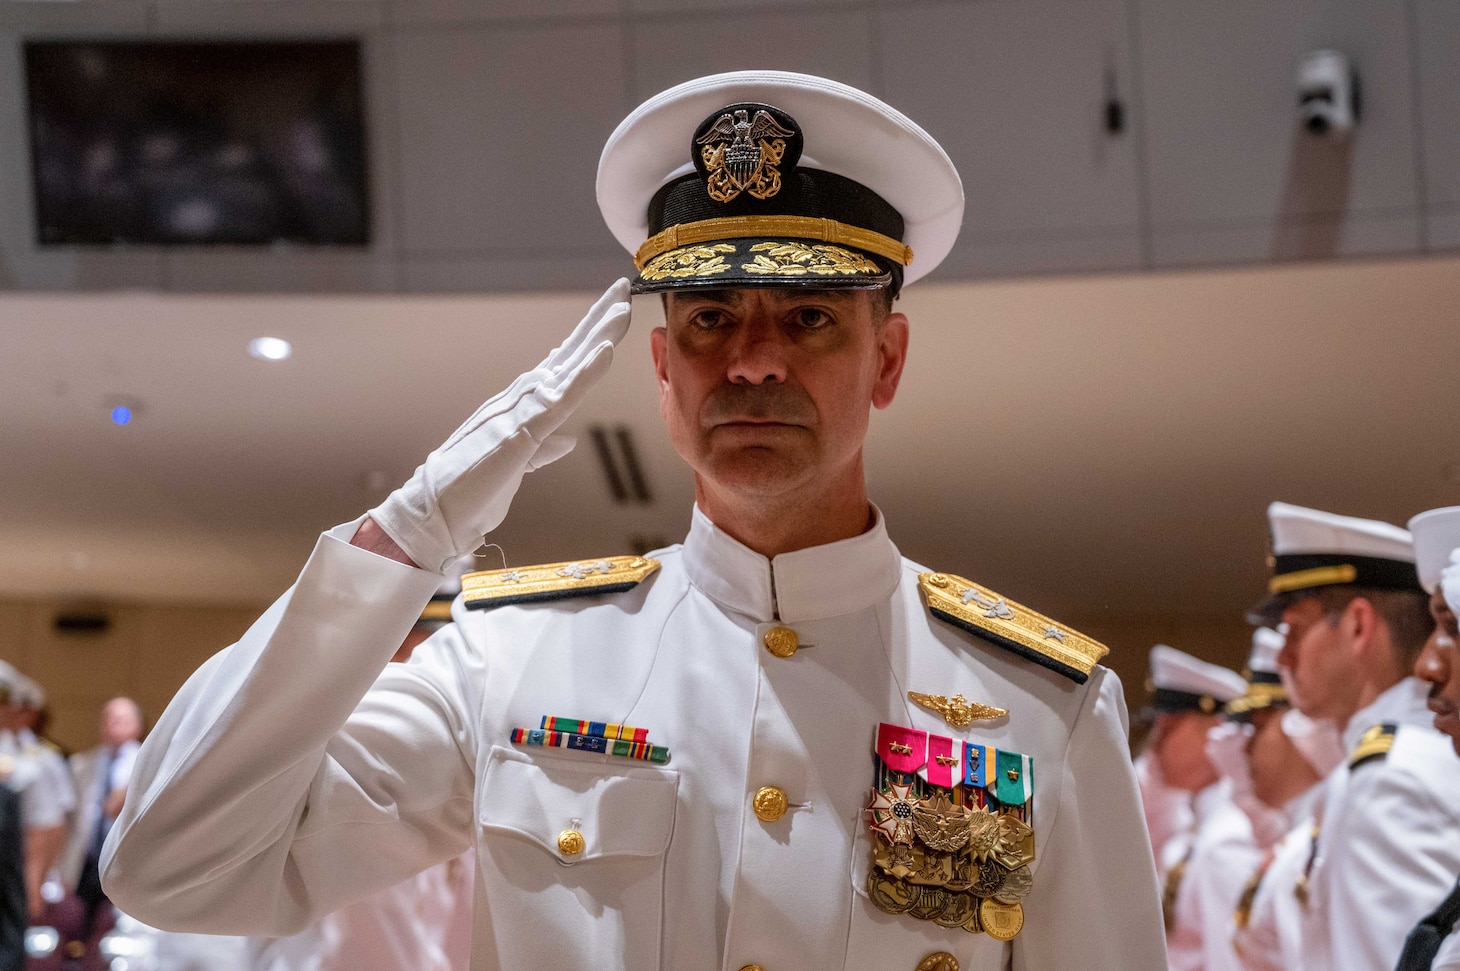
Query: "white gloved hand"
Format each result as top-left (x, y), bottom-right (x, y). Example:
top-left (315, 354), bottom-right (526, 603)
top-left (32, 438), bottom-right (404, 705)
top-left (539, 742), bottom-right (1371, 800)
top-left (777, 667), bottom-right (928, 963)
top-left (369, 279), bottom-right (632, 572)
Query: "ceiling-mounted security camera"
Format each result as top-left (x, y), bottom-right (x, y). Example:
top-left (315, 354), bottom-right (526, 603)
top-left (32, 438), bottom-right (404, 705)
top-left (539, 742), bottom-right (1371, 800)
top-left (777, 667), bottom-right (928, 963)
top-left (1297, 49), bottom-right (1358, 136)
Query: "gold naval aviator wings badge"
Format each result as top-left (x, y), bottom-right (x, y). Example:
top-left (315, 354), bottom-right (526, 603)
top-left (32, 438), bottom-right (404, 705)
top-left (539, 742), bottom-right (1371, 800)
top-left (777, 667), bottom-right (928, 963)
top-left (909, 692), bottom-right (1007, 729)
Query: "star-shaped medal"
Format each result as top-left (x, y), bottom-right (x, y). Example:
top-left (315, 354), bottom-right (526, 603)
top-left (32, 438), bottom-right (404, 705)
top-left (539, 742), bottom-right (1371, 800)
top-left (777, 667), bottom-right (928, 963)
top-left (867, 782), bottom-right (922, 845)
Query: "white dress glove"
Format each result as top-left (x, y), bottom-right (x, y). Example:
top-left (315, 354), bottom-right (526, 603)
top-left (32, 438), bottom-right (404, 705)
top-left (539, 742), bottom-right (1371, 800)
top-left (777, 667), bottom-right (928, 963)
top-left (369, 279), bottom-right (632, 572)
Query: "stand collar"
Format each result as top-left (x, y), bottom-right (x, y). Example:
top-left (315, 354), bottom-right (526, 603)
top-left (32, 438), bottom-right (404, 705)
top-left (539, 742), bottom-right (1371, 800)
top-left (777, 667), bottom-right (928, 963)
top-left (681, 503), bottom-right (902, 623)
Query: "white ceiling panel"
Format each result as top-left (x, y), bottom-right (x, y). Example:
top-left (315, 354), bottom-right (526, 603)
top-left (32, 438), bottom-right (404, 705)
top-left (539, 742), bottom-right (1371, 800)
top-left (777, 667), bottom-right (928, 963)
top-left (392, 21), bottom-right (630, 255)
top-left (1150, 210), bottom-right (1420, 268)
top-left (391, 0), bottom-right (624, 27)
top-left (1413, 0), bottom-right (1460, 212)
top-left (1137, 0), bottom-right (1420, 228)
top-left (628, 8), bottom-right (874, 102)
top-left (876, 0), bottom-right (1142, 256)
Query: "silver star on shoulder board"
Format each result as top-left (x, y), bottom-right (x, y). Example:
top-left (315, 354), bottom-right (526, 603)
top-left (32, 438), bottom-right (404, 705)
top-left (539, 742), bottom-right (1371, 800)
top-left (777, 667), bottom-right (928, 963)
top-left (1042, 626), bottom-right (1066, 643)
top-left (499, 571), bottom-right (524, 584)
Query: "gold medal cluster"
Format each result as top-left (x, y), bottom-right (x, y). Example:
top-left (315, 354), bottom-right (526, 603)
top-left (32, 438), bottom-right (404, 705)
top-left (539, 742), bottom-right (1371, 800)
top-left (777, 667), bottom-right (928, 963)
top-left (865, 789), bottom-right (1033, 940)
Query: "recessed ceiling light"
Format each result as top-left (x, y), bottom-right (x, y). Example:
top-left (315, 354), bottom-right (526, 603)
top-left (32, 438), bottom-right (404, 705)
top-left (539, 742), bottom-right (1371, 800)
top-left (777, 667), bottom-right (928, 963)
top-left (248, 337), bottom-right (292, 361)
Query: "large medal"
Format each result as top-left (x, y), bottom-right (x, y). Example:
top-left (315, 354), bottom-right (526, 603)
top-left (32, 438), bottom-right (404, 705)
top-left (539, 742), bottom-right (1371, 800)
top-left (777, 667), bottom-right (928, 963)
top-left (865, 722), bottom-right (1035, 938)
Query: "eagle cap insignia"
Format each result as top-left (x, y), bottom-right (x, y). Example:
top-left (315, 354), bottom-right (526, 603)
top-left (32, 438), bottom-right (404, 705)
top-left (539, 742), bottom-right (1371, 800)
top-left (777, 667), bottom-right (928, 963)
top-left (692, 102), bottom-right (802, 204)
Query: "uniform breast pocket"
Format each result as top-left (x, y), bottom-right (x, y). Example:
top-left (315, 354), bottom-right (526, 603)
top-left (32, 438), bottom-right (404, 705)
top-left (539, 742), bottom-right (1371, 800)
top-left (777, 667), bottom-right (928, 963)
top-left (473, 745), bottom-right (679, 970)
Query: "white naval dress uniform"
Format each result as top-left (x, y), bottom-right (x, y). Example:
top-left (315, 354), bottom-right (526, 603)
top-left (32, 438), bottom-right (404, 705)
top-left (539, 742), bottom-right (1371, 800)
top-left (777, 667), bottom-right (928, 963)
top-left (249, 851), bottom-right (473, 971)
top-left (0, 730), bottom-right (70, 831)
top-left (1163, 779), bottom-right (1260, 971)
top-left (103, 506), bottom-right (1167, 971)
top-left (1228, 782), bottom-right (1322, 971)
top-left (1301, 678), bottom-right (1460, 971)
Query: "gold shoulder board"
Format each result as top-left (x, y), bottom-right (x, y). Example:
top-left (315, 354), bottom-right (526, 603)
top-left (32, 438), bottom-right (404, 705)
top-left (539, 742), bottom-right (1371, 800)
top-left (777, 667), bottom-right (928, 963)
top-left (919, 572), bottom-right (1108, 684)
top-left (462, 556), bottom-right (660, 611)
top-left (1348, 722), bottom-right (1397, 770)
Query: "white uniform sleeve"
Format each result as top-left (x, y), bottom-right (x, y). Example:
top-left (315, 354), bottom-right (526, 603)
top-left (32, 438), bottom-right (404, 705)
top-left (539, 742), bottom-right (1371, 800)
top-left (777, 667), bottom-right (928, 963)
top-left (1323, 761), bottom-right (1460, 970)
top-left (100, 521), bottom-right (471, 936)
top-left (1013, 667), bottom-right (1169, 971)
top-left (21, 751), bottom-right (70, 829)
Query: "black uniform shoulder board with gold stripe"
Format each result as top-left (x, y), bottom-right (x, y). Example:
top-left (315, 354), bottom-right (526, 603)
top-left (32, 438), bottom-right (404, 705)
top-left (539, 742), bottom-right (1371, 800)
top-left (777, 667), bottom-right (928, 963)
top-left (919, 571), bottom-right (1109, 684)
top-left (1348, 722), bottom-right (1397, 770)
top-left (462, 556), bottom-right (660, 611)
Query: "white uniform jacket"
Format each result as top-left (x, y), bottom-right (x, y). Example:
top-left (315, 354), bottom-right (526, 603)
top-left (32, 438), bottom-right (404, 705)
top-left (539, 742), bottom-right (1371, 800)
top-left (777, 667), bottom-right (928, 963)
top-left (0, 730), bottom-right (71, 830)
top-left (1229, 785), bottom-right (1322, 971)
top-left (1435, 923), bottom-right (1460, 971)
top-left (1163, 779), bottom-right (1260, 971)
top-left (103, 506), bottom-right (1167, 971)
top-left (1302, 678), bottom-right (1460, 971)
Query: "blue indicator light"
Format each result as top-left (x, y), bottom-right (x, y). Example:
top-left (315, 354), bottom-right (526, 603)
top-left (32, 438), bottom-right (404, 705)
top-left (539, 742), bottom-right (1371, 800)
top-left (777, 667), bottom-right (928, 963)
top-left (111, 406), bottom-right (132, 426)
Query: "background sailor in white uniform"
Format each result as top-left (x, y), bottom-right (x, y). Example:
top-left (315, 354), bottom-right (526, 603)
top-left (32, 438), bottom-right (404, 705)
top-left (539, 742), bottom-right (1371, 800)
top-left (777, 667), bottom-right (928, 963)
top-left (1146, 645), bottom-right (1254, 971)
top-left (1392, 506), bottom-right (1460, 971)
top-left (1250, 503), bottom-right (1460, 971)
top-left (101, 72), bottom-right (1168, 971)
top-left (1222, 629), bottom-right (1343, 971)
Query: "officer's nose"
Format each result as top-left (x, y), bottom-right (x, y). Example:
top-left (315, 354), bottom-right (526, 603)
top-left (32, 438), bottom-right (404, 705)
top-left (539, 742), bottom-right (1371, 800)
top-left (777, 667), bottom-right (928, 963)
top-left (1415, 634), bottom-right (1450, 686)
top-left (725, 315), bottom-right (788, 386)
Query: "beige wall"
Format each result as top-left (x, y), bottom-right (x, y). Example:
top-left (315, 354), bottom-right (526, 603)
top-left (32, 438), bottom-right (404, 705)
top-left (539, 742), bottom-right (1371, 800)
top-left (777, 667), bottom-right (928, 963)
top-left (0, 598), bottom-right (264, 755)
top-left (1, 597), bottom-right (1252, 756)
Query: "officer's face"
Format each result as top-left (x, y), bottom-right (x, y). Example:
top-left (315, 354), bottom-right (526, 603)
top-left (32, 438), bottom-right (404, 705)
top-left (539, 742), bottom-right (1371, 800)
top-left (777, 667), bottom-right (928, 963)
top-left (652, 288), bottom-right (907, 503)
top-left (1153, 712), bottom-right (1220, 792)
top-left (1278, 597), bottom-right (1362, 721)
top-left (1415, 588), bottom-right (1460, 755)
top-left (1245, 706), bottom-right (1321, 808)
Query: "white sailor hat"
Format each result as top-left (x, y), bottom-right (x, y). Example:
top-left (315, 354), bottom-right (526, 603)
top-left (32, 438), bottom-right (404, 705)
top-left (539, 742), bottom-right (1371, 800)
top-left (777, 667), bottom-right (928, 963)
top-left (1249, 501), bottom-right (1419, 625)
top-left (1224, 627), bottom-right (1288, 720)
top-left (1408, 506), bottom-right (1460, 594)
top-left (598, 71), bottom-right (963, 296)
top-left (1148, 644), bottom-right (1246, 715)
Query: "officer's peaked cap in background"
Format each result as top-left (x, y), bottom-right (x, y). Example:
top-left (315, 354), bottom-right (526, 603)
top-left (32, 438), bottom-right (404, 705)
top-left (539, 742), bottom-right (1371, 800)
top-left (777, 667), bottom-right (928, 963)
top-left (598, 71), bottom-right (963, 295)
top-left (1248, 501), bottom-right (1419, 625)
top-left (1147, 645), bottom-right (1246, 715)
top-left (1224, 627), bottom-right (1288, 720)
top-left (1408, 506), bottom-right (1460, 595)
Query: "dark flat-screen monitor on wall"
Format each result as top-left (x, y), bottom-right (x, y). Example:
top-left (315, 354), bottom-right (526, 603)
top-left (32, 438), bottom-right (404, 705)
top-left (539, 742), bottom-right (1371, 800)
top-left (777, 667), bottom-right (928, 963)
top-left (24, 40), bottom-right (370, 246)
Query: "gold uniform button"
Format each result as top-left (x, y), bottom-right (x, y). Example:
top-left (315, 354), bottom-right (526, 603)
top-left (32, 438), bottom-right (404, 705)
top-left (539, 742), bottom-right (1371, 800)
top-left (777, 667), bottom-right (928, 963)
top-left (762, 626), bottom-right (798, 658)
top-left (557, 829), bottom-right (585, 856)
top-left (738, 966), bottom-right (766, 971)
top-left (752, 785), bottom-right (789, 822)
top-left (917, 952), bottom-right (960, 971)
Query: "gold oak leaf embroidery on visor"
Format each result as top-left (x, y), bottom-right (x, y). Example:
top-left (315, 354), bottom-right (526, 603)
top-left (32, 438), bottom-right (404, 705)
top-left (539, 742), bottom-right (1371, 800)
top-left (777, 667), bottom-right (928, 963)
top-left (741, 241), bottom-right (881, 276)
top-left (639, 243), bottom-right (737, 282)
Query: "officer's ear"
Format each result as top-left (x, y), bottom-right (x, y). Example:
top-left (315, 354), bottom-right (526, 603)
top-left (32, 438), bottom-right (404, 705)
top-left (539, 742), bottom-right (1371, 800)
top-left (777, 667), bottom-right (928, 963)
top-left (871, 311), bottom-right (908, 411)
top-left (650, 325), bottom-right (671, 406)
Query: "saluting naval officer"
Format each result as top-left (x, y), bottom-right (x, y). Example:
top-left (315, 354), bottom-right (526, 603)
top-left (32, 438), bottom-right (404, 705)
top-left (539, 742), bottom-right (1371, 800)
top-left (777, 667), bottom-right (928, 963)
top-left (1250, 503), bottom-right (1460, 971)
top-left (101, 72), bottom-right (1167, 970)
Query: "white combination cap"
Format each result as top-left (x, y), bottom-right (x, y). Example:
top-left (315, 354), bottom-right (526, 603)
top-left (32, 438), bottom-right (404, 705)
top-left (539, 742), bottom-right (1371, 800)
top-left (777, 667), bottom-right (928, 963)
top-left (598, 71), bottom-right (963, 295)
top-left (1148, 644), bottom-right (1247, 713)
top-left (1408, 506), bottom-right (1460, 594)
top-left (1251, 502), bottom-right (1419, 624)
top-left (1225, 627), bottom-right (1288, 719)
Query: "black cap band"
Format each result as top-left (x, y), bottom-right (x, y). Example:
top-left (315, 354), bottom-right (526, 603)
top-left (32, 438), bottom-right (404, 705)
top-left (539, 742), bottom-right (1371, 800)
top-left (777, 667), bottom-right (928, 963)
top-left (1269, 553), bottom-right (1421, 595)
top-left (1152, 688), bottom-right (1221, 714)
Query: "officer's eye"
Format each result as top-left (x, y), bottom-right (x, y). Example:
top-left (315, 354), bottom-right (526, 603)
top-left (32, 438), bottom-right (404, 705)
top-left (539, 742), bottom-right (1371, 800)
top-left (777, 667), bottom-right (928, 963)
top-left (687, 309), bottom-right (727, 330)
top-left (791, 307), bottom-right (834, 330)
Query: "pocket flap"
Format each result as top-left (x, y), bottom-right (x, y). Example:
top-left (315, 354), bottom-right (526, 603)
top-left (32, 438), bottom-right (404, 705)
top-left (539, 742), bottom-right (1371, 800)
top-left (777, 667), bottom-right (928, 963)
top-left (479, 745), bottom-right (678, 863)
